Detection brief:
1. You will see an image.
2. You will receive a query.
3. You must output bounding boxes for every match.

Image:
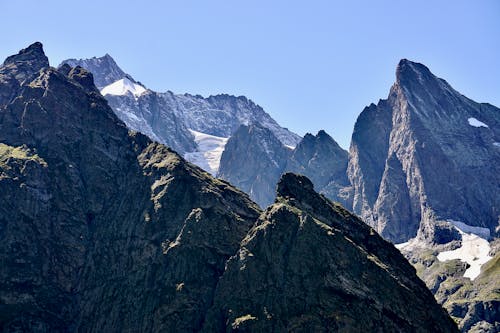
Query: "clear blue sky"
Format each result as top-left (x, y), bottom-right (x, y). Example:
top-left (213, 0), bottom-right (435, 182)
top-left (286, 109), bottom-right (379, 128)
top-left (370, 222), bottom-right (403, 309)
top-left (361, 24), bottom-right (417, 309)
top-left (1, 0), bottom-right (498, 148)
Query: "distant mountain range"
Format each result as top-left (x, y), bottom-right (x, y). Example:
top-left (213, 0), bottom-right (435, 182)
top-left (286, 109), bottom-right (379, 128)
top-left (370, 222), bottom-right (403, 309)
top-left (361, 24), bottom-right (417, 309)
top-left (0, 42), bottom-right (460, 332)
top-left (62, 55), bottom-right (301, 176)
top-left (56, 47), bottom-right (500, 332)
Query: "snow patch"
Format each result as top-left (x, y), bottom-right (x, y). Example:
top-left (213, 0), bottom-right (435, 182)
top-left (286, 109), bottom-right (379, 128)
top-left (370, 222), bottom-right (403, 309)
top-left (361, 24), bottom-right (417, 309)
top-left (101, 78), bottom-right (146, 98)
top-left (285, 144), bottom-right (296, 150)
top-left (493, 142), bottom-right (500, 147)
top-left (437, 221), bottom-right (492, 280)
top-left (467, 117), bottom-right (489, 128)
top-left (184, 129), bottom-right (228, 176)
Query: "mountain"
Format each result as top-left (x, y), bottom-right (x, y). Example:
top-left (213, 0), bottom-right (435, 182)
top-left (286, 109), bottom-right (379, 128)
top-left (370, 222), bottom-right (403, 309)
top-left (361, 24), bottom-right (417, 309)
top-left (218, 125), bottom-right (349, 208)
top-left (0, 42), bottom-right (260, 332)
top-left (60, 55), bottom-right (301, 173)
top-left (347, 59), bottom-right (500, 243)
top-left (345, 59), bottom-right (500, 331)
top-left (397, 234), bottom-right (499, 332)
top-left (1, 43), bottom-right (458, 332)
top-left (63, 53), bottom-right (129, 88)
top-left (217, 123), bottom-right (291, 206)
top-left (203, 173), bottom-right (458, 332)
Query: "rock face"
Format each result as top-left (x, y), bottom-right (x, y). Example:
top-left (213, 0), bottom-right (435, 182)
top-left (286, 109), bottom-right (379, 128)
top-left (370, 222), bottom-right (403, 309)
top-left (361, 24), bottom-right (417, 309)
top-left (60, 55), bottom-right (301, 163)
top-left (218, 125), bottom-right (349, 208)
top-left (218, 123), bottom-right (292, 207)
top-left (63, 53), bottom-right (128, 89)
top-left (202, 173), bottom-right (458, 332)
top-left (1, 43), bottom-right (459, 332)
top-left (348, 59), bottom-right (500, 243)
top-left (400, 245), bottom-right (500, 333)
top-left (0, 43), bottom-right (260, 332)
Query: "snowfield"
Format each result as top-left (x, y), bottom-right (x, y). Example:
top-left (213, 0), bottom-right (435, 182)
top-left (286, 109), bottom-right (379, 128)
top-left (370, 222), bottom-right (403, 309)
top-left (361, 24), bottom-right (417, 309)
top-left (101, 78), bottom-right (147, 98)
top-left (184, 129), bottom-right (228, 176)
top-left (437, 221), bottom-right (492, 280)
top-left (467, 117), bottom-right (489, 128)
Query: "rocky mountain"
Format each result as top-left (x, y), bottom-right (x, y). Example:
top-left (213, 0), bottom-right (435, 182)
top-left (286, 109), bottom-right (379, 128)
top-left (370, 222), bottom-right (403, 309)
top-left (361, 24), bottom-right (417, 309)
top-left (203, 173), bottom-right (458, 332)
top-left (63, 53), bottom-right (129, 88)
top-left (0, 42), bottom-right (458, 332)
top-left (343, 59), bottom-right (500, 332)
top-left (60, 55), bottom-right (301, 172)
top-left (218, 124), bottom-right (349, 208)
top-left (347, 59), bottom-right (500, 243)
top-left (218, 123), bottom-right (292, 206)
top-left (397, 235), bottom-right (499, 332)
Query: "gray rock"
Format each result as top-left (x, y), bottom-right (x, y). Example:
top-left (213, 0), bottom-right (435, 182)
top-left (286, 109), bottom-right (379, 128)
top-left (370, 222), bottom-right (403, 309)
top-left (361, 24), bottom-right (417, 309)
top-left (202, 173), bottom-right (458, 332)
top-left (62, 54), bottom-right (128, 89)
top-left (347, 59), bottom-right (500, 243)
top-left (218, 126), bottom-right (350, 208)
top-left (218, 123), bottom-right (291, 207)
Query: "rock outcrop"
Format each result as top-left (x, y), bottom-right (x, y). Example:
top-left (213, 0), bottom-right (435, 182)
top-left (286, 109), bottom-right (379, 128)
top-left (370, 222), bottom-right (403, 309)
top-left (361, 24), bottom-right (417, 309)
top-left (202, 173), bottom-right (458, 332)
top-left (217, 123), bottom-right (292, 207)
top-left (0, 42), bottom-right (260, 332)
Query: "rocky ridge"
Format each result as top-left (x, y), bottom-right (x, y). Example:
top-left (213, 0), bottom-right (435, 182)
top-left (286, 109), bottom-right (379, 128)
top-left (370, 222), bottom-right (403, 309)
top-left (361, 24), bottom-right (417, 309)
top-left (202, 173), bottom-right (458, 332)
top-left (347, 59), bottom-right (500, 243)
top-left (0, 43), bottom-right (458, 332)
top-left (60, 55), bottom-right (301, 160)
top-left (218, 124), bottom-right (350, 208)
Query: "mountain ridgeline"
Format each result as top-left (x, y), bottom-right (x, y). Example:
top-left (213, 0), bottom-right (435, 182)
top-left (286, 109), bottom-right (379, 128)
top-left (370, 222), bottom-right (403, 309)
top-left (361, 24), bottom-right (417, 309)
top-left (0, 43), bottom-right (459, 332)
top-left (218, 125), bottom-right (350, 208)
top-left (348, 59), bottom-right (499, 243)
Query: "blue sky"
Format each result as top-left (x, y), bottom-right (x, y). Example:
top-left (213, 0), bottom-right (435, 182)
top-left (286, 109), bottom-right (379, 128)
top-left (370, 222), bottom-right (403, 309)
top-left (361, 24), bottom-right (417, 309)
top-left (1, 0), bottom-right (498, 148)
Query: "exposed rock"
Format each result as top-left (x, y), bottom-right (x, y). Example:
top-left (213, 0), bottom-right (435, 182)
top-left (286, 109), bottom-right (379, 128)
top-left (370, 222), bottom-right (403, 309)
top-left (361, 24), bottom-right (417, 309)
top-left (399, 245), bottom-right (499, 333)
top-left (62, 53), bottom-right (128, 89)
top-left (0, 43), bottom-right (260, 332)
top-left (202, 173), bottom-right (458, 332)
top-left (348, 59), bottom-right (500, 243)
top-left (218, 127), bottom-right (349, 208)
top-left (218, 123), bottom-right (291, 207)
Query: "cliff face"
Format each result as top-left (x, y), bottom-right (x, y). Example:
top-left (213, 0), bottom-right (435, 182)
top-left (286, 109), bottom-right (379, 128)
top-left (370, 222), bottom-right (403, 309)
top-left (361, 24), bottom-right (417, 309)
top-left (348, 59), bottom-right (500, 243)
top-left (0, 43), bottom-right (459, 332)
top-left (203, 173), bottom-right (458, 332)
top-left (0, 42), bottom-right (260, 332)
top-left (218, 125), bottom-right (349, 208)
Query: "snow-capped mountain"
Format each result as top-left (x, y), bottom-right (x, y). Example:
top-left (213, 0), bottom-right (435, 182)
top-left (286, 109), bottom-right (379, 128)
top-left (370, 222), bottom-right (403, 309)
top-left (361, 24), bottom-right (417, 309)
top-left (63, 54), bottom-right (128, 88)
top-left (347, 59), bottom-right (500, 243)
top-left (101, 77), bottom-right (147, 98)
top-left (184, 130), bottom-right (228, 175)
top-left (60, 55), bottom-right (301, 172)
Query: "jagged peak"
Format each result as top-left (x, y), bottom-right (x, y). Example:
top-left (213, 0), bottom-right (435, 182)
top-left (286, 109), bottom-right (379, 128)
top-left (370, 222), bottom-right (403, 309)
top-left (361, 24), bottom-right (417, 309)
top-left (276, 172), bottom-right (315, 201)
top-left (2, 42), bottom-right (49, 72)
top-left (67, 66), bottom-right (99, 93)
top-left (395, 58), bottom-right (436, 86)
top-left (316, 129), bottom-right (336, 143)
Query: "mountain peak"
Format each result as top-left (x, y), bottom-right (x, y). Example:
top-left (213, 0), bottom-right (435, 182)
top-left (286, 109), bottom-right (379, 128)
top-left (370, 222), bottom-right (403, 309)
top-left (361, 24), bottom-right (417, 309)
top-left (60, 53), bottom-right (127, 88)
top-left (395, 59), bottom-right (435, 86)
top-left (2, 42), bottom-right (49, 81)
top-left (3, 42), bottom-right (47, 65)
top-left (276, 172), bottom-right (315, 200)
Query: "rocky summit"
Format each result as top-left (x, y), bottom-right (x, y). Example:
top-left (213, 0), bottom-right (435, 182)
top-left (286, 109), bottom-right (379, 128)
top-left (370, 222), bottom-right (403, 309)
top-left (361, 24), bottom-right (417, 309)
top-left (60, 55), bottom-right (301, 159)
top-left (218, 124), bottom-right (350, 208)
top-left (202, 173), bottom-right (458, 332)
top-left (347, 59), bottom-right (500, 243)
top-left (0, 43), bottom-right (458, 332)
